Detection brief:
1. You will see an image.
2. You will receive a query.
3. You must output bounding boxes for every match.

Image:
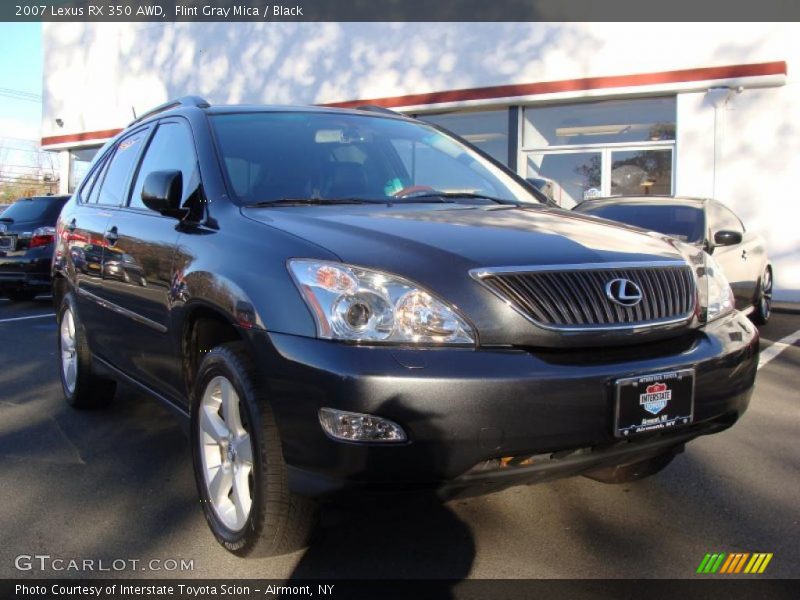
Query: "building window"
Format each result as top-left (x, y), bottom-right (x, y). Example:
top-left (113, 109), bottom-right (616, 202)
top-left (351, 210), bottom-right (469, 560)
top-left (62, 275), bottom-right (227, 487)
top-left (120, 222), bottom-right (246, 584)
top-left (522, 97), bottom-right (676, 207)
top-left (416, 109), bottom-right (510, 166)
top-left (68, 146), bottom-right (101, 192)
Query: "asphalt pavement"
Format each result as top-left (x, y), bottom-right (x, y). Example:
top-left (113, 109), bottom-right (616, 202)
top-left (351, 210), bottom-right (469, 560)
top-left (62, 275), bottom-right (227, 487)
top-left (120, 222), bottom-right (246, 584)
top-left (0, 296), bottom-right (798, 580)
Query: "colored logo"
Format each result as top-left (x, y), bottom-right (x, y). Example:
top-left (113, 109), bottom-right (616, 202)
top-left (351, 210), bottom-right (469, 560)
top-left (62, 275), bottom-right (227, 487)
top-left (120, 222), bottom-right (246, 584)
top-left (639, 382), bottom-right (671, 415)
top-left (697, 552), bottom-right (773, 574)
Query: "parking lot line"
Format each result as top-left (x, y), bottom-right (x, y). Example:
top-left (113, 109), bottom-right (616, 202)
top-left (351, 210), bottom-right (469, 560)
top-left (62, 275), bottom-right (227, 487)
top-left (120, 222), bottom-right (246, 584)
top-left (0, 313), bottom-right (55, 324)
top-left (758, 329), bottom-right (800, 370)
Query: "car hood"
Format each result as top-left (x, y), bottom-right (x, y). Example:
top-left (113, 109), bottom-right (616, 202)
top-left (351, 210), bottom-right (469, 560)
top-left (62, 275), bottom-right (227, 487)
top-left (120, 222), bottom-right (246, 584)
top-left (242, 203), bottom-right (693, 347)
top-left (242, 203), bottom-right (681, 266)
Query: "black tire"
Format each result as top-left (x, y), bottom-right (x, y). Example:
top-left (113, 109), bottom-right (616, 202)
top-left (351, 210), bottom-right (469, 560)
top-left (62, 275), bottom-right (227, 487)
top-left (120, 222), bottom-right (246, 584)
top-left (57, 292), bottom-right (116, 409)
top-left (6, 289), bottom-right (38, 302)
top-left (191, 341), bottom-right (316, 557)
top-left (583, 449), bottom-right (678, 484)
top-left (750, 266), bottom-right (772, 325)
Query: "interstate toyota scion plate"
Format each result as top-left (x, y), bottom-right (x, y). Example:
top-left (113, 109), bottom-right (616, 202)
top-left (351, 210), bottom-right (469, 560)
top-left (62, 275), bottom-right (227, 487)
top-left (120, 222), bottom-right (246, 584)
top-left (614, 369), bottom-right (694, 437)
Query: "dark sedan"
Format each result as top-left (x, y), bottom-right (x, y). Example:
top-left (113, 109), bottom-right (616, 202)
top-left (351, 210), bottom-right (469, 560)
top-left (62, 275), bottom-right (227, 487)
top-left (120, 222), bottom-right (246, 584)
top-left (0, 195), bottom-right (70, 301)
top-left (573, 197), bottom-right (773, 324)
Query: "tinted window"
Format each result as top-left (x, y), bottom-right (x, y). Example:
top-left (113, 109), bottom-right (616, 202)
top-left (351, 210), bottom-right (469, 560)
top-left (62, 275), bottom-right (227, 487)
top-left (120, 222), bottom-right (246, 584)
top-left (130, 121), bottom-right (199, 210)
top-left (578, 203), bottom-right (705, 243)
top-left (86, 157), bottom-right (110, 204)
top-left (210, 112), bottom-right (537, 205)
top-left (96, 130), bottom-right (148, 206)
top-left (0, 197), bottom-right (67, 224)
top-left (78, 156), bottom-right (105, 202)
top-left (711, 203), bottom-right (744, 234)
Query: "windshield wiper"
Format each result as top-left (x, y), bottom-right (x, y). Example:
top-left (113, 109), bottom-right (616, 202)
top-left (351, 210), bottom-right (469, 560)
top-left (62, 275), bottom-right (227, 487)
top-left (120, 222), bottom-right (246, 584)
top-left (245, 197), bottom-right (387, 208)
top-left (394, 191), bottom-right (523, 206)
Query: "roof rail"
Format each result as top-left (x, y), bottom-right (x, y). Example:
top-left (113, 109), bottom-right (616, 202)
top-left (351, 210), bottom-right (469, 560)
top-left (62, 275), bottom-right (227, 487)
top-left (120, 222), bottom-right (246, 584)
top-left (129, 96), bottom-right (210, 125)
top-left (355, 105), bottom-right (404, 116)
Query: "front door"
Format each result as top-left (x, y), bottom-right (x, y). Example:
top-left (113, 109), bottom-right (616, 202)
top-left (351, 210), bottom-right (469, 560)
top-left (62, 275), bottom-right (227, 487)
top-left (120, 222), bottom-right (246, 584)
top-left (97, 118), bottom-right (202, 400)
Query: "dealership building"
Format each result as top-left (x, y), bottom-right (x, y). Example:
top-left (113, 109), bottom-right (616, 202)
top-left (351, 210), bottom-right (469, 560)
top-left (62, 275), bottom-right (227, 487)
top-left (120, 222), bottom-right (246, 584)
top-left (41, 22), bottom-right (799, 301)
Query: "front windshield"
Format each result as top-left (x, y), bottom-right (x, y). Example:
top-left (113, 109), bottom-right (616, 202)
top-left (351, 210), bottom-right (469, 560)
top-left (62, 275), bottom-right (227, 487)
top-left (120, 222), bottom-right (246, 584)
top-left (210, 112), bottom-right (539, 205)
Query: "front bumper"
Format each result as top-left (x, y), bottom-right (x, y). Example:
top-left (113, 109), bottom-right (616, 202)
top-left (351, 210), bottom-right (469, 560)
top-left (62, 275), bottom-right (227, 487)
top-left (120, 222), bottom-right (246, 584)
top-left (245, 311), bottom-right (758, 498)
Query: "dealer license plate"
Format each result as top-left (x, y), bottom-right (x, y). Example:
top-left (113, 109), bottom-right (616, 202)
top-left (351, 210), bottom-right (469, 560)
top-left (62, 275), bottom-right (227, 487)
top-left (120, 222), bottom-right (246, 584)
top-left (614, 369), bottom-right (694, 437)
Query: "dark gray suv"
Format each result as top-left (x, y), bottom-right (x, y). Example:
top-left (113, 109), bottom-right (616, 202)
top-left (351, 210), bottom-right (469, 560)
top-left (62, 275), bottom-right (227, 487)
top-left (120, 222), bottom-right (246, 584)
top-left (52, 97), bottom-right (759, 556)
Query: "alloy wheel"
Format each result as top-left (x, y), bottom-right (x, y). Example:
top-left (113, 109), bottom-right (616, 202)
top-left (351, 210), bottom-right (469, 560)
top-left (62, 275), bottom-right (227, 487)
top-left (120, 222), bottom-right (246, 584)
top-left (761, 269), bottom-right (773, 319)
top-left (60, 308), bottom-right (77, 394)
top-left (199, 376), bottom-right (255, 532)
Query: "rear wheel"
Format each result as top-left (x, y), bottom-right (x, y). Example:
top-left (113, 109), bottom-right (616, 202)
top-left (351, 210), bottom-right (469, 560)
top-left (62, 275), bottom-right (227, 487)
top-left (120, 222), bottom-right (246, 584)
top-left (751, 267), bottom-right (772, 325)
top-left (58, 293), bottom-right (116, 408)
top-left (5, 290), bottom-right (38, 302)
top-left (191, 342), bottom-right (316, 556)
top-left (583, 449), bottom-right (678, 484)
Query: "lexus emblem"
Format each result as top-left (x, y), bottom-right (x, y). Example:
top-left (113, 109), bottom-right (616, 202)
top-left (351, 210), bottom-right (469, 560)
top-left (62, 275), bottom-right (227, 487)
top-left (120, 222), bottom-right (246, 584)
top-left (605, 278), bottom-right (643, 307)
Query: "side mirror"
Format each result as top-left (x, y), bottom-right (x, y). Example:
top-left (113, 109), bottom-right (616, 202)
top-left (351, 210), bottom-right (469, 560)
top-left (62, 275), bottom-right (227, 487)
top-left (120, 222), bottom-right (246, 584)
top-left (141, 170), bottom-right (185, 218)
top-left (713, 230), bottom-right (743, 247)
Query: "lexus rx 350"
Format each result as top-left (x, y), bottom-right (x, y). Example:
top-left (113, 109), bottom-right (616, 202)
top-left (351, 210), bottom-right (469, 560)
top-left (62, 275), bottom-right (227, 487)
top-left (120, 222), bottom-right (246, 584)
top-left (52, 97), bottom-right (758, 556)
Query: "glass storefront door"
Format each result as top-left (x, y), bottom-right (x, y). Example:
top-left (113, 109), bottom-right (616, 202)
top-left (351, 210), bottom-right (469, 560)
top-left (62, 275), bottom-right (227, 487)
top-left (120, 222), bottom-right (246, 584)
top-left (525, 146), bottom-right (673, 207)
top-left (526, 151), bottom-right (602, 208)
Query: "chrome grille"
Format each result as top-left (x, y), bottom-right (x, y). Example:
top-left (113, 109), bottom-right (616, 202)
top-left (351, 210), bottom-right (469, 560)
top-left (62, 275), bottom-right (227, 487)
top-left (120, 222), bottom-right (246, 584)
top-left (474, 262), bottom-right (696, 329)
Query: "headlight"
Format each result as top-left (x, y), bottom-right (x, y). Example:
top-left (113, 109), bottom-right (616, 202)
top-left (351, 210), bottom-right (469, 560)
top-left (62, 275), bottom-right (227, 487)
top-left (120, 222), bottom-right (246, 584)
top-left (288, 259), bottom-right (475, 345)
top-left (697, 252), bottom-right (735, 322)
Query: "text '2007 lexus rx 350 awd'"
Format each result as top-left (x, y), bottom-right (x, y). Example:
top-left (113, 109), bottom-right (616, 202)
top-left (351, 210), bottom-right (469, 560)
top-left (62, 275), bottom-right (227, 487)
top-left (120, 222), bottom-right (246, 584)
top-left (52, 97), bottom-right (758, 556)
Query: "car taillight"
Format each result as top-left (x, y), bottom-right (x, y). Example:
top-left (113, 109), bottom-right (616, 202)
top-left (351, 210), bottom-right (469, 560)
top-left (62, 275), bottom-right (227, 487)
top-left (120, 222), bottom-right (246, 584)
top-left (29, 226), bottom-right (56, 248)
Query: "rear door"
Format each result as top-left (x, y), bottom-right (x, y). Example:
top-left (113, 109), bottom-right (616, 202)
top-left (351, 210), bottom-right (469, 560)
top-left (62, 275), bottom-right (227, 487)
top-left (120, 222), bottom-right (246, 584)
top-left (59, 153), bottom-right (115, 346)
top-left (71, 126), bottom-right (151, 357)
top-left (98, 118), bottom-right (202, 398)
top-left (708, 202), bottom-right (753, 310)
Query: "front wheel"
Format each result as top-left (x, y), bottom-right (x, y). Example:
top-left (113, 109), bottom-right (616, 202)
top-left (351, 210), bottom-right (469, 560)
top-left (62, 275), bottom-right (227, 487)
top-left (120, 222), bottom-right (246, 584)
top-left (191, 342), bottom-right (316, 556)
top-left (751, 267), bottom-right (772, 325)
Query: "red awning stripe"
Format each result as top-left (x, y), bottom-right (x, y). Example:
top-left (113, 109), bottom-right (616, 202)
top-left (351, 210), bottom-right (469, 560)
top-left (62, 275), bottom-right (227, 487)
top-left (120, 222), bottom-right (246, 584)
top-left (323, 61), bottom-right (787, 109)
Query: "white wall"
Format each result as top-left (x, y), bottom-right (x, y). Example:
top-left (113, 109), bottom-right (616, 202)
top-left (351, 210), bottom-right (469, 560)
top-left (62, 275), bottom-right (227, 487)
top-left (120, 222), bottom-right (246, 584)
top-left (42, 21), bottom-right (800, 299)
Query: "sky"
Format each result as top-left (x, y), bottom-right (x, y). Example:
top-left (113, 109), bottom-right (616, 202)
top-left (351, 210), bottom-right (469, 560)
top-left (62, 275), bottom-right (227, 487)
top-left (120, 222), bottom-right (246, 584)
top-left (0, 22), bottom-right (43, 141)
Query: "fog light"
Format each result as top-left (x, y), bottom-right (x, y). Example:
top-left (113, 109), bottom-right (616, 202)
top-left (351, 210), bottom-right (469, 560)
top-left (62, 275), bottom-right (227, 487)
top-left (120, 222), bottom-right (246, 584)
top-left (318, 408), bottom-right (407, 443)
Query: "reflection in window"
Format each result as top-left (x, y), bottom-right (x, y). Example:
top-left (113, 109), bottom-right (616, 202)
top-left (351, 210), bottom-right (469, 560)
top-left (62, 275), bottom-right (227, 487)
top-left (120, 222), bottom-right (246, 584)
top-left (130, 123), bottom-right (198, 209)
top-left (97, 132), bottom-right (147, 206)
top-left (610, 149), bottom-right (672, 196)
top-left (524, 98), bottom-right (676, 148)
top-left (416, 109), bottom-right (510, 165)
top-left (527, 152), bottom-right (601, 208)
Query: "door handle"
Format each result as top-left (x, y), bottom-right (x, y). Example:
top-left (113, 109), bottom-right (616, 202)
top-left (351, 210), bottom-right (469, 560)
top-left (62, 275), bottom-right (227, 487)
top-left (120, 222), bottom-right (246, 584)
top-left (104, 226), bottom-right (119, 245)
top-left (741, 249), bottom-right (748, 260)
top-left (66, 218), bottom-right (77, 232)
